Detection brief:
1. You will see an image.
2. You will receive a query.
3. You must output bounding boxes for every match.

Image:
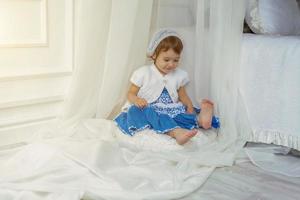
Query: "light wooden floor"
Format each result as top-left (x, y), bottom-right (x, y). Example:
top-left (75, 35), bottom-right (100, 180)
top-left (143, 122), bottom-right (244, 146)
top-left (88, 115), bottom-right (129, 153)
top-left (182, 148), bottom-right (300, 200)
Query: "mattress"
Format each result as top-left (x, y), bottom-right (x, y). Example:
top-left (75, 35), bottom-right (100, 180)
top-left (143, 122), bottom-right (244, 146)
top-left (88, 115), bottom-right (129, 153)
top-left (239, 33), bottom-right (300, 150)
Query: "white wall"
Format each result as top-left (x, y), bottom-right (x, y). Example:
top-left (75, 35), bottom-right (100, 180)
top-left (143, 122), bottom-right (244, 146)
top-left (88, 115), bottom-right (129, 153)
top-left (0, 0), bottom-right (73, 145)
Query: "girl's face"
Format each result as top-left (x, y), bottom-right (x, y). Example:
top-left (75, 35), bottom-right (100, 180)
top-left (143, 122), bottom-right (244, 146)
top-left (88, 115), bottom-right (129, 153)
top-left (154, 48), bottom-right (180, 75)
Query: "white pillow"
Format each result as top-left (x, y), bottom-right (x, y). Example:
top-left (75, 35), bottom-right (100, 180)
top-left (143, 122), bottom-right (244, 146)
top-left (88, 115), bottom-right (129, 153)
top-left (245, 0), bottom-right (300, 35)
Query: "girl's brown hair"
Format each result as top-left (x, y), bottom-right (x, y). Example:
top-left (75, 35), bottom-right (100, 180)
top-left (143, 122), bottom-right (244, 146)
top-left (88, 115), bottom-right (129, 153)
top-left (150, 36), bottom-right (183, 59)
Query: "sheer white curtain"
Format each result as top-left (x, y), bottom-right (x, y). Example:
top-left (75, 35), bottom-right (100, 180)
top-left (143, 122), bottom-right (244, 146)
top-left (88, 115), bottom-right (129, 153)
top-left (61, 0), bottom-right (246, 146)
top-left (61, 0), bottom-right (111, 124)
top-left (95, 0), bottom-right (153, 119)
top-left (0, 1), bottom-right (252, 199)
top-left (31, 0), bottom-right (153, 139)
top-left (151, 0), bottom-right (246, 150)
top-left (32, 0), bottom-right (246, 150)
top-left (201, 0), bottom-right (246, 149)
top-left (61, 0), bottom-right (153, 122)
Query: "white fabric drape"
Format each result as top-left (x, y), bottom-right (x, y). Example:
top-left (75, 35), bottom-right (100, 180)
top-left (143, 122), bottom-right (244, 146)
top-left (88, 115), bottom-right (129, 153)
top-left (151, 0), bottom-right (246, 150)
top-left (62, 0), bottom-right (153, 122)
top-left (0, 1), bottom-right (249, 199)
top-left (95, 0), bottom-right (153, 119)
top-left (61, 0), bottom-right (112, 122)
top-left (61, 0), bottom-right (246, 148)
top-left (195, 0), bottom-right (246, 150)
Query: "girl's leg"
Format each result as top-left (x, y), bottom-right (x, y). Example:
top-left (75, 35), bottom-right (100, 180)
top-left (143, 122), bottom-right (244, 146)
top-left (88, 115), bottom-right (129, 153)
top-left (198, 99), bottom-right (214, 129)
top-left (167, 128), bottom-right (197, 145)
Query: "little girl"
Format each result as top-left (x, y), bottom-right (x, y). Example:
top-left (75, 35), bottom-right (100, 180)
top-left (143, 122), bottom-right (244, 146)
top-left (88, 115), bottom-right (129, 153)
top-left (114, 29), bottom-right (219, 145)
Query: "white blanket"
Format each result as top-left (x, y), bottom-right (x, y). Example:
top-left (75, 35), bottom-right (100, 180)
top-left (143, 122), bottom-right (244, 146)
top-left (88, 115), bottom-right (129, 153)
top-left (0, 119), bottom-right (238, 200)
top-left (240, 34), bottom-right (300, 150)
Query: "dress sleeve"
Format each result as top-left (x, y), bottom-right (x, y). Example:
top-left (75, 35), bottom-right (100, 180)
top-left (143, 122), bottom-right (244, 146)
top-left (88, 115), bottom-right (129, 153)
top-left (178, 70), bottom-right (190, 88)
top-left (130, 67), bottom-right (145, 87)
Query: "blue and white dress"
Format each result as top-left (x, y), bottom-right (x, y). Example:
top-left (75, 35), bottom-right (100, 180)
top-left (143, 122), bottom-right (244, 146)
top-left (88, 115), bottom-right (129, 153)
top-left (114, 87), bottom-right (220, 136)
top-left (114, 64), bottom-right (219, 136)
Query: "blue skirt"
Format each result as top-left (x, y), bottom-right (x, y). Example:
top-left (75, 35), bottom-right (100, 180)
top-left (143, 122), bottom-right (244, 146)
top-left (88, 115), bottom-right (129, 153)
top-left (114, 105), bottom-right (220, 136)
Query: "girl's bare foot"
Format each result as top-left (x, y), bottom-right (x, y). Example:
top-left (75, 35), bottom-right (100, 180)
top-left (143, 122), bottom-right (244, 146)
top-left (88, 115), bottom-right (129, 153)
top-left (198, 99), bottom-right (214, 129)
top-left (168, 129), bottom-right (197, 145)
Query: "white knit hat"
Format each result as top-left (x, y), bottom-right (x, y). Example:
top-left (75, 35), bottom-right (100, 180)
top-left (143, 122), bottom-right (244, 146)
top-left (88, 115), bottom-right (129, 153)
top-left (146, 28), bottom-right (182, 56)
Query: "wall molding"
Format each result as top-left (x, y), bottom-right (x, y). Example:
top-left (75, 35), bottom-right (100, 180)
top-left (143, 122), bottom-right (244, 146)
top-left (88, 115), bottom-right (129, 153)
top-left (0, 95), bottom-right (64, 110)
top-left (0, 142), bottom-right (27, 150)
top-left (0, 115), bottom-right (56, 129)
top-left (65, 0), bottom-right (74, 70)
top-left (0, 67), bottom-right (72, 82)
top-left (0, 98), bottom-right (64, 129)
top-left (0, 119), bottom-right (58, 146)
top-left (0, 0), bottom-right (74, 145)
top-left (0, 0), bottom-right (48, 47)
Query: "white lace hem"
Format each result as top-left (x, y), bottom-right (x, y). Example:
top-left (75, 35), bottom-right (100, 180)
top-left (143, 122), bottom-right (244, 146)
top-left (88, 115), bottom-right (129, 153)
top-left (250, 129), bottom-right (300, 151)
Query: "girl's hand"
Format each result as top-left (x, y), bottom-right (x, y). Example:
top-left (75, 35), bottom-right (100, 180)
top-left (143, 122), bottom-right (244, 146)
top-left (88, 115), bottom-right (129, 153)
top-left (186, 106), bottom-right (194, 114)
top-left (127, 84), bottom-right (148, 108)
top-left (134, 97), bottom-right (148, 108)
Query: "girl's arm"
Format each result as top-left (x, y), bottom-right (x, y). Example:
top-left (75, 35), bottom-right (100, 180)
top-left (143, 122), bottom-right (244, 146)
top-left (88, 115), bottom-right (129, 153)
top-left (178, 86), bottom-right (194, 113)
top-left (127, 83), bottom-right (148, 108)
